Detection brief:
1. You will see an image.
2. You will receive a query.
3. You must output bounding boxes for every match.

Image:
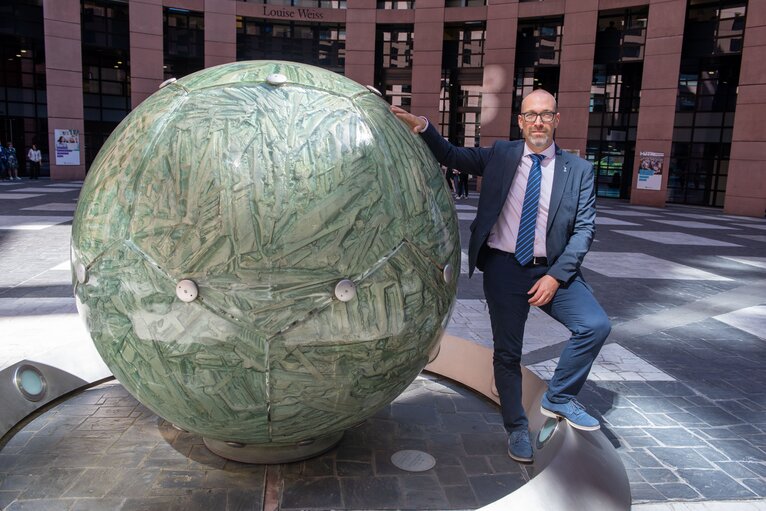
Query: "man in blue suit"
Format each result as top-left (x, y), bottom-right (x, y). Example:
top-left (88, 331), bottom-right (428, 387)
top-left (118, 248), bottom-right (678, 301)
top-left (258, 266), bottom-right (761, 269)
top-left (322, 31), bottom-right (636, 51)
top-left (392, 89), bottom-right (611, 464)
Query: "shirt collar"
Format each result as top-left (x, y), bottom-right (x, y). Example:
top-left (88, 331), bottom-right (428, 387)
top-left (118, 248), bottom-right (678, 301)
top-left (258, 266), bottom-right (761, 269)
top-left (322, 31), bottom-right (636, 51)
top-left (523, 142), bottom-right (556, 163)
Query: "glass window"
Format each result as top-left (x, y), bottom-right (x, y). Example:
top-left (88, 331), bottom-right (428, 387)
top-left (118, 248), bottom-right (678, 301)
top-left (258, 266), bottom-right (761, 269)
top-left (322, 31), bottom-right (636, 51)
top-left (0, 0), bottom-right (48, 175)
top-left (237, 17), bottom-right (346, 74)
top-left (669, 0), bottom-right (745, 207)
top-left (82, 0), bottom-right (131, 171)
top-left (164, 8), bottom-right (204, 80)
top-left (375, 25), bottom-right (413, 109)
top-left (588, 8), bottom-right (648, 199)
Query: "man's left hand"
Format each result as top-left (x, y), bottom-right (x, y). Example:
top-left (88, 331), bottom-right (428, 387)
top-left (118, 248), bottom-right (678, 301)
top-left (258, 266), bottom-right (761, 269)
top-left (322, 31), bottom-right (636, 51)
top-left (527, 275), bottom-right (560, 306)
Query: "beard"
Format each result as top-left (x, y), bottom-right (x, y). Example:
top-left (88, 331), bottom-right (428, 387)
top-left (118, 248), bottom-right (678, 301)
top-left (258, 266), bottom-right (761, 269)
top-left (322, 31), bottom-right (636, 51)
top-left (525, 131), bottom-right (551, 149)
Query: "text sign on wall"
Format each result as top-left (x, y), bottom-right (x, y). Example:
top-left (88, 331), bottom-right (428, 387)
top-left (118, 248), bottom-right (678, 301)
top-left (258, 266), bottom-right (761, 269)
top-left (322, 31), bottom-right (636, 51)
top-left (261, 6), bottom-right (324, 20)
top-left (55, 129), bottom-right (81, 166)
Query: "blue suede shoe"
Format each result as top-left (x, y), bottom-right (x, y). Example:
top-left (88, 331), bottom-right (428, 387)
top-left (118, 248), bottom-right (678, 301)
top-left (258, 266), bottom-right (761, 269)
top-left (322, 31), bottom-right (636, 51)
top-left (507, 430), bottom-right (533, 464)
top-left (540, 394), bottom-right (600, 431)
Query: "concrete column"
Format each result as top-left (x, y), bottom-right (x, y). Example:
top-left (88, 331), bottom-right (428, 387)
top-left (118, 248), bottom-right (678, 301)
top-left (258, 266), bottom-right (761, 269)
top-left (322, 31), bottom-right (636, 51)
top-left (724, 1), bottom-right (766, 217)
top-left (43, 0), bottom-right (85, 180)
top-left (630, 0), bottom-right (686, 207)
top-left (130, 0), bottom-right (163, 108)
top-left (555, 0), bottom-right (598, 155)
top-left (205, 0), bottom-right (237, 68)
top-left (345, 0), bottom-right (376, 86)
top-left (479, 0), bottom-right (517, 145)
top-left (411, 0), bottom-right (445, 124)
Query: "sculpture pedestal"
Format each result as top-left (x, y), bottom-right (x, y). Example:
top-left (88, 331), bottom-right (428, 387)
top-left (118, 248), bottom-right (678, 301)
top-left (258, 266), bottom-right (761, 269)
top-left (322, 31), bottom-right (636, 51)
top-left (203, 431), bottom-right (344, 464)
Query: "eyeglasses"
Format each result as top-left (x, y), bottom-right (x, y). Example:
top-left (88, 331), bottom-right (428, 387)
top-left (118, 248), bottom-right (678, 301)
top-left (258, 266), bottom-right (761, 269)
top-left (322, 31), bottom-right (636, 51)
top-left (520, 111), bottom-right (557, 123)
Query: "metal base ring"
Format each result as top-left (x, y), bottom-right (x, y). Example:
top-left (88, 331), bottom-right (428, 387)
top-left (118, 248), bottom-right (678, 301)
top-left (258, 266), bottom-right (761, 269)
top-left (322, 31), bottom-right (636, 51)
top-left (203, 431), bottom-right (345, 464)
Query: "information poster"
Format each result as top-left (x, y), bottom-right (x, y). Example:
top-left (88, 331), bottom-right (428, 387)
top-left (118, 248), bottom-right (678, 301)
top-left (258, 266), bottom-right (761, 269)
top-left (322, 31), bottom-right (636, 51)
top-left (636, 151), bottom-right (664, 190)
top-left (55, 129), bottom-right (81, 165)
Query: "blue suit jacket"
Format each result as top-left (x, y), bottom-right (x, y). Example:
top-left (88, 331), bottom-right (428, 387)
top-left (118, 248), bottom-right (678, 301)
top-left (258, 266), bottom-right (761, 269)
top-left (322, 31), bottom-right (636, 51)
top-left (420, 123), bottom-right (596, 284)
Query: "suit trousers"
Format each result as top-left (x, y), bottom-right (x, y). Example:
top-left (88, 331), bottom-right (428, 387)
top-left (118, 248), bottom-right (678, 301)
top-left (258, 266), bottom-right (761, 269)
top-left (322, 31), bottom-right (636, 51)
top-left (482, 248), bottom-right (611, 433)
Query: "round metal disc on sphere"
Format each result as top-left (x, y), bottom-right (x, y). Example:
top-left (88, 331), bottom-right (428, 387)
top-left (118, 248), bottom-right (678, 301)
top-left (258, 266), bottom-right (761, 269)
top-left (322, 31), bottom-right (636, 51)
top-left (334, 279), bottom-right (356, 302)
top-left (75, 263), bottom-right (87, 284)
top-left (266, 73), bottom-right (287, 86)
top-left (70, 61), bottom-right (460, 460)
top-left (442, 263), bottom-right (454, 284)
top-left (176, 279), bottom-right (199, 302)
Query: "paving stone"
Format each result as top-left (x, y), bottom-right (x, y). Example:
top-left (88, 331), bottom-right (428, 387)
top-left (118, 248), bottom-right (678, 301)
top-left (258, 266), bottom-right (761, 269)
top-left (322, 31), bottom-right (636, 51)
top-left (625, 450), bottom-right (665, 468)
top-left (652, 482), bottom-right (701, 499)
top-left (468, 473), bottom-right (526, 506)
top-left (120, 496), bottom-right (179, 510)
top-left (711, 439), bottom-right (766, 462)
top-left (678, 468), bottom-right (757, 499)
top-left (637, 468), bottom-right (680, 484)
top-left (150, 470), bottom-right (206, 495)
top-left (459, 455), bottom-right (493, 475)
top-left (172, 488), bottom-right (228, 511)
top-left (647, 447), bottom-right (715, 469)
top-left (603, 407), bottom-right (652, 427)
top-left (0, 491), bottom-right (21, 509)
top-left (435, 465), bottom-right (470, 486)
top-left (226, 488), bottom-right (263, 511)
top-left (443, 484), bottom-right (478, 508)
top-left (106, 468), bottom-right (161, 498)
top-left (70, 498), bottom-right (127, 510)
top-left (337, 460), bottom-right (374, 477)
top-left (340, 476), bottom-right (400, 509)
top-left (18, 468), bottom-right (84, 499)
top-left (629, 481), bottom-right (664, 501)
top-left (644, 427), bottom-right (708, 447)
top-left (4, 499), bottom-right (74, 510)
top-left (686, 406), bottom-right (745, 426)
top-left (741, 478), bottom-right (766, 497)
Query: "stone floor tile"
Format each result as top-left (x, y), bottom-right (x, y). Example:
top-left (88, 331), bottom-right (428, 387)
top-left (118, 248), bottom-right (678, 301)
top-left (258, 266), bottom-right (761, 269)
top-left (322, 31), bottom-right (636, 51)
top-left (468, 473), bottom-right (526, 506)
top-left (339, 476), bottom-right (400, 509)
top-left (678, 469), bottom-right (757, 499)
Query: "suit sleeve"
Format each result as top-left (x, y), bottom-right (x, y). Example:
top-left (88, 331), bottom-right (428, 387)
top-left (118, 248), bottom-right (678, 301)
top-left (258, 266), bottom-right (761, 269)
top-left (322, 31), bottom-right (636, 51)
top-left (546, 162), bottom-right (596, 284)
top-left (419, 121), bottom-right (493, 177)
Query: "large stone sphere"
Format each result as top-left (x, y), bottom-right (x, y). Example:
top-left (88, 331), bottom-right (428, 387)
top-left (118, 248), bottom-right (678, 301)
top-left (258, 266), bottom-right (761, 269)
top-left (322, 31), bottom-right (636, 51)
top-left (71, 61), bottom-right (459, 458)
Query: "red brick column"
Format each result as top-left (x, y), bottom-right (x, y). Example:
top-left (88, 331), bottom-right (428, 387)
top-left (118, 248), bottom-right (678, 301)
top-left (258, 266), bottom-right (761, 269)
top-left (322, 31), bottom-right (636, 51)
top-left (724, 1), bottom-right (766, 217)
top-left (479, 0), bottom-right (517, 145)
top-left (44, 0), bottom-right (85, 180)
top-left (410, 0), bottom-right (444, 124)
top-left (205, 0), bottom-right (237, 69)
top-left (130, 0), bottom-right (163, 108)
top-left (631, 0), bottom-right (686, 207)
top-left (555, 0), bottom-right (598, 155)
top-left (345, 0), bottom-right (376, 87)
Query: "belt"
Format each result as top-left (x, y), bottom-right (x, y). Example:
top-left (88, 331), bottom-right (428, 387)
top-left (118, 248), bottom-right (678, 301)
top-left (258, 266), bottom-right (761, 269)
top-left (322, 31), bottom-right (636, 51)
top-left (488, 247), bottom-right (548, 267)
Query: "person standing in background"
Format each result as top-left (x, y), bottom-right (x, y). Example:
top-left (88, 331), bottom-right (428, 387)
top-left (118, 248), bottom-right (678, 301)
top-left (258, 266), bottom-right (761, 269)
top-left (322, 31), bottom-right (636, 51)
top-left (6, 142), bottom-right (20, 181)
top-left (0, 142), bottom-right (8, 181)
top-left (27, 144), bottom-right (42, 180)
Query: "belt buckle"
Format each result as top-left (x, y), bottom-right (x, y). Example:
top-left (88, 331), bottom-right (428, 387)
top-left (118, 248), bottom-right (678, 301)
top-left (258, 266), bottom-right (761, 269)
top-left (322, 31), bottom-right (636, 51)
top-left (532, 256), bottom-right (543, 266)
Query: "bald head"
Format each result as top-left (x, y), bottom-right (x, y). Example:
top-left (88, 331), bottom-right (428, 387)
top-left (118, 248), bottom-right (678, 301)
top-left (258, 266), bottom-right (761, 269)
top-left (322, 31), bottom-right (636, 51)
top-left (521, 89), bottom-right (557, 112)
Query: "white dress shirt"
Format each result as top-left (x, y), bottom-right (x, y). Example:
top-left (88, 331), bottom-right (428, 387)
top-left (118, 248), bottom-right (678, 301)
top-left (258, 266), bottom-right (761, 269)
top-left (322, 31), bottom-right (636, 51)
top-left (487, 143), bottom-right (556, 257)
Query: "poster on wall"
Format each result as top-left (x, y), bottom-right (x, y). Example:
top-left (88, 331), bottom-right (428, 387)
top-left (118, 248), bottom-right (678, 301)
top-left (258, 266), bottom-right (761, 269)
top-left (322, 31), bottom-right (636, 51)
top-left (636, 151), bottom-right (664, 190)
top-left (55, 129), bottom-right (81, 165)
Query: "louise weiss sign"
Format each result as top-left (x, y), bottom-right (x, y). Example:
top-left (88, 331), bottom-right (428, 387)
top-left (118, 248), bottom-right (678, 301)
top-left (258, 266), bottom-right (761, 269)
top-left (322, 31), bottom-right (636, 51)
top-left (262, 6), bottom-right (324, 19)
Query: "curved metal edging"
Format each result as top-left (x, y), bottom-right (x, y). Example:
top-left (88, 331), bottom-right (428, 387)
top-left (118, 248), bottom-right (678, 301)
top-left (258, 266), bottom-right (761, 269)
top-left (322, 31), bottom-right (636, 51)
top-left (425, 333), bottom-right (631, 511)
top-left (0, 360), bottom-right (97, 442)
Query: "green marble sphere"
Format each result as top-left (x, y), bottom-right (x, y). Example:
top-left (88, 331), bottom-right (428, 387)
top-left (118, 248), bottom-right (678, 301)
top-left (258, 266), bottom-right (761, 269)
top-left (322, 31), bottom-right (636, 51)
top-left (71, 61), bottom-right (459, 457)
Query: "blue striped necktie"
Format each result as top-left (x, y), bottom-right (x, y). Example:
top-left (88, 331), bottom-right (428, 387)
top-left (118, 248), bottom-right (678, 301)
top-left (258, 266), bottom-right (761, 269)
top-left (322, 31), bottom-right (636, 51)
top-left (515, 153), bottom-right (544, 266)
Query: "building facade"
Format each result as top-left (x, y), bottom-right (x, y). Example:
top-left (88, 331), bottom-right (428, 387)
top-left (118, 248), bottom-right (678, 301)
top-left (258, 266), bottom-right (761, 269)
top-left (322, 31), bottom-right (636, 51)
top-left (0, 0), bottom-right (763, 216)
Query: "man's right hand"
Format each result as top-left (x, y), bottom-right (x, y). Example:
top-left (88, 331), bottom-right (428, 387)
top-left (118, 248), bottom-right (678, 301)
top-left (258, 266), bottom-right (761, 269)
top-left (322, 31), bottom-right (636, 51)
top-left (390, 106), bottom-right (427, 134)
